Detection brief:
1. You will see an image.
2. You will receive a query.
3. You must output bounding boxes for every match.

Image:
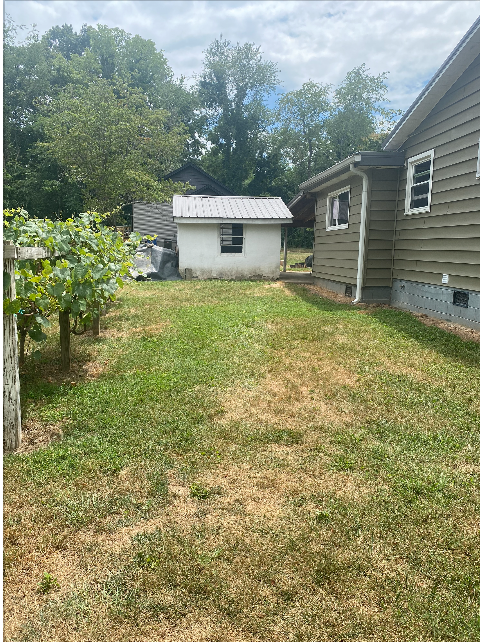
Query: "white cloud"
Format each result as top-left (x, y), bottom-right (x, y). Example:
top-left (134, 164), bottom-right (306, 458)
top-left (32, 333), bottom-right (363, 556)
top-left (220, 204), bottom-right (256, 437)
top-left (5, 0), bottom-right (480, 110)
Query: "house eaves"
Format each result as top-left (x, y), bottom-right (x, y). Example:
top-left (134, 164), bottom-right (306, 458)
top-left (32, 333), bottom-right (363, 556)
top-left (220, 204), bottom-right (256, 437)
top-left (298, 151), bottom-right (405, 193)
top-left (383, 16), bottom-right (480, 152)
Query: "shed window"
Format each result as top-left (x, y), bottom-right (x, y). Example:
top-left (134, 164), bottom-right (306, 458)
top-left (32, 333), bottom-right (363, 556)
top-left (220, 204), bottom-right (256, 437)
top-left (405, 149), bottom-right (434, 214)
top-left (326, 188), bottom-right (350, 231)
top-left (220, 223), bottom-right (243, 253)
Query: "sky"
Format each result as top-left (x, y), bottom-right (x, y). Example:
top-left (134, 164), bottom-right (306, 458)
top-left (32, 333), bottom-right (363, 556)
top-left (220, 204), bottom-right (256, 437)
top-left (4, 0), bottom-right (480, 111)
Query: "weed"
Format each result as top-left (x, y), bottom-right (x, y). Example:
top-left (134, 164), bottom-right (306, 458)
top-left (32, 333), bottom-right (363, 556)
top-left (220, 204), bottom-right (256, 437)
top-left (37, 572), bottom-right (59, 594)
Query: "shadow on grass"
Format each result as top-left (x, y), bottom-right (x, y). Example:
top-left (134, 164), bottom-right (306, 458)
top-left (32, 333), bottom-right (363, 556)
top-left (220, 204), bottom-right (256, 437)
top-left (287, 282), bottom-right (480, 367)
top-left (369, 307), bottom-right (480, 367)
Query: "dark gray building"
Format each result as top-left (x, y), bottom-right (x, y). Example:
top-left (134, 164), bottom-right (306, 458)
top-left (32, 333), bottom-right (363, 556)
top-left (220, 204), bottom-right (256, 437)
top-left (133, 163), bottom-right (235, 247)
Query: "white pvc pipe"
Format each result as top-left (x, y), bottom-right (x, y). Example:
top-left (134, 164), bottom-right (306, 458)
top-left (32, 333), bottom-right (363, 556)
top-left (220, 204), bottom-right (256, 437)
top-left (349, 163), bottom-right (369, 304)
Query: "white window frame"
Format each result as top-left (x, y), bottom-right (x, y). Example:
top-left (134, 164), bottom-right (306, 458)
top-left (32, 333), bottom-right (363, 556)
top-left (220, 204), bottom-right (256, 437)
top-left (326, 186), bottom-right (350, 231)
top-left (476, 137), bottom-right (480, 179)
top-left (405, 149), bottom-right (435, 215)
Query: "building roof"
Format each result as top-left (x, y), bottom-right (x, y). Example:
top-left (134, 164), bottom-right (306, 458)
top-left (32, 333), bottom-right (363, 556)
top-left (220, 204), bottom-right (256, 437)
top-left (173, 195), bottom-right (293, 222)
top-left (287, 151), bottom-right (404, 227)
top-left (164, 162), bottom-right (235, 196)
top-left (383, 16), bottom-right (480, 151)
top-left (298, 151), bottom-right (405, 193)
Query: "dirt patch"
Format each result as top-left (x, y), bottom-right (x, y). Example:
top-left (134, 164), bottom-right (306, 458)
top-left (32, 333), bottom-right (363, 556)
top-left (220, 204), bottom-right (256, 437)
top-left (410, 312), bottom-right (480, 343)
top-left (263, 281), bottom-right (295, 296)
top-left (16, 418), bottom-right (65, 454)
top-left (302, 284), bottom-right (357, 305)
top-left (101, 321), bottom-right (171, 340)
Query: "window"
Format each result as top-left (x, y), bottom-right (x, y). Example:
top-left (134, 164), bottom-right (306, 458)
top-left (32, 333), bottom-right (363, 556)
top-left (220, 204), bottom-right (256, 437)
top-left (220, 223), bottom-right (243, 253)
top-left (405, 149), bottom-right (434, 214)
top-left (326, 187), bottom-right (350, 231)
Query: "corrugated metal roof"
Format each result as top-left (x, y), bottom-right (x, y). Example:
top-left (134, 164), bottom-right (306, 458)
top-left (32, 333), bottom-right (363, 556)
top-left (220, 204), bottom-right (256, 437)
top-left (173, 195), bottom-right (293, 220)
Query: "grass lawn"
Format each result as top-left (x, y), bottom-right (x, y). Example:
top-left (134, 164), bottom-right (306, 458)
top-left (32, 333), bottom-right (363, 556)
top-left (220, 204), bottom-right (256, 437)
top-left (4, 280), bottom-right (480, 641)
top-left (280, 247), bottom-right (313, 272)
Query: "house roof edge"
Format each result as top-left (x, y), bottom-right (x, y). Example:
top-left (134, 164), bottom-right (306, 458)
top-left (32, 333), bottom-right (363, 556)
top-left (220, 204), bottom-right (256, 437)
top-left (383, 16), bottom-right (480, 151)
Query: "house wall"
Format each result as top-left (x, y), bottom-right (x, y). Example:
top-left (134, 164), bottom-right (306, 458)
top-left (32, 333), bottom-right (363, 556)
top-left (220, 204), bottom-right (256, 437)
top-left (364, 168), bottom-right (399, 290)
top-left (312, 174), bottom-right (363, 291)
top-left (391, 53), bottom-right (480, 328)
top-left (177, 222), bottom-right (281, 280)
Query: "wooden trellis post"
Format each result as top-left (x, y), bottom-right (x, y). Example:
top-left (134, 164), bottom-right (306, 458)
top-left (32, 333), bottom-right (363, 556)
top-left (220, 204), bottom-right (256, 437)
top-left (3, 242), bottom-right (52, 452)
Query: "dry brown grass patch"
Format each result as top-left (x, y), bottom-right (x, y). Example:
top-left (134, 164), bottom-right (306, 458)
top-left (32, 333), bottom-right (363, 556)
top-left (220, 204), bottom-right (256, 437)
top-left (16, 418), bottom-right (65, 454)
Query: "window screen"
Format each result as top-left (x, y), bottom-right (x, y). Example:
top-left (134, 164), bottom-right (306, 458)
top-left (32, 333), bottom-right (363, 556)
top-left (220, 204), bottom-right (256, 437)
top-left (220, 223), bottom-right (243, 253)
top-left (406, 150), bottom-right (434, 214)
top-left (328, 190), bottom-right (350, 229)
top-left (410, 159), bottom-right (432, 209)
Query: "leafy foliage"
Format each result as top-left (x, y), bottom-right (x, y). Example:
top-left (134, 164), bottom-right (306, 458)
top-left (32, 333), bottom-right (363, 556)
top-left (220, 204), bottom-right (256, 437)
top-left (3, 208), bottom-right (140, 359)
top-left (198, 37), bottom-right (279, 193)
top-left (38, 80), bottom-right (189, 213)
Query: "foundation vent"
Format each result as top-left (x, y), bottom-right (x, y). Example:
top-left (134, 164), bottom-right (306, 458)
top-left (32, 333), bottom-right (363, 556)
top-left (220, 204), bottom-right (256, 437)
top-left (453, 290), bottom-right (469, 308)
top-left (345, 284), bottom-right (353, 297)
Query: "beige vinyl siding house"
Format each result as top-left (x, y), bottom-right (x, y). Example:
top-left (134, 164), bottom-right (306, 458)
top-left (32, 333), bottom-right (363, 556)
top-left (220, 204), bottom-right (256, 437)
top-left (384, 25), bottom-right (480, 329)
top-left (299, 153), bottom-right (405, 302)
top-left (289, 16), bottom-right (480, 330)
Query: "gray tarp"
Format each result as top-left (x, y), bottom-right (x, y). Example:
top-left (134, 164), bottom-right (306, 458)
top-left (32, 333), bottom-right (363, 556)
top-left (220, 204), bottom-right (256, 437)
top-left (132, 245), bottom-right (182, 281)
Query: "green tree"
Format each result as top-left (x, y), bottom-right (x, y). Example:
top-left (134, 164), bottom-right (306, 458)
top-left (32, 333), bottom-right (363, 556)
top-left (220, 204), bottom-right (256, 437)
top-left (326, 64), bottom-right (401, 163)
top-left (275, 81), bottom-right (331, 179)
top-left (198, 37), bottom-right (279, 193)
top-left (38, 80), bottom-right (189, 213)
top-left (3, 18), bottom-right (200, 216)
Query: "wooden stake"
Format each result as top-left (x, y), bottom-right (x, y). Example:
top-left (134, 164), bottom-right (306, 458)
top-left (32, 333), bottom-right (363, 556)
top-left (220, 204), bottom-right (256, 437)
top-left (3, 251), bottom-right (22, 451)
top-left (59, 310), bottom-right (71, 372)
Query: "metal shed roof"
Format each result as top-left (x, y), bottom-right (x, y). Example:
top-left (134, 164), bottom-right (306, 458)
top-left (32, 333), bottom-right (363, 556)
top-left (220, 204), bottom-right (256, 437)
top-left (173, 195), bottom-right (293, 221)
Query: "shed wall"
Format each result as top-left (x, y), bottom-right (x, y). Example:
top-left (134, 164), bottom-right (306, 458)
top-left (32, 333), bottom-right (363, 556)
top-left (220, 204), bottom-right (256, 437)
top-left (393, 53), bottom-right (480, 293)
top-left (133, 203), bottom-right (177, 243)
top-left (177, 223), bottom-right (281, 279)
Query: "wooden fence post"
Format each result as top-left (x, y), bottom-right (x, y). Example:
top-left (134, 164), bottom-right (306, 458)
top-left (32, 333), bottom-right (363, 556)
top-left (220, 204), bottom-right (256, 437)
top-left (3, 243), bottom-right (22, 451)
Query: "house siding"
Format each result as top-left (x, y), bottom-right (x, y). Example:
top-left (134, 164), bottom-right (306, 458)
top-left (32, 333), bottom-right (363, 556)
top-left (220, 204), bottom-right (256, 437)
top-left (393, 53), bottom-right (480, 295)
top-left (364, 168), bottom-right (399, 288)
top-left (312, 175), bottom-right (363, 287)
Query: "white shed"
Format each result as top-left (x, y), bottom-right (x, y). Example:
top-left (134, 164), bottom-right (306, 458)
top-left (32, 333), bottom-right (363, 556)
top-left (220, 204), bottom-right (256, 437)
top-left (173, 195), bottom-right (292, 280)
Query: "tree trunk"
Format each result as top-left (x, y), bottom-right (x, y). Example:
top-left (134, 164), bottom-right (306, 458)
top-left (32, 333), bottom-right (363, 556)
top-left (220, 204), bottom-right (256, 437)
top-left (3, 254), bottom-right (22, 451)
top-left (59, 310), bottom-right (71, 372)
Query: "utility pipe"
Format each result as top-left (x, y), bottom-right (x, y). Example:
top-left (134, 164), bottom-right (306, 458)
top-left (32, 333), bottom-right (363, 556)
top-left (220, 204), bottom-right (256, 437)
top-left (349, 163), bottom-right (369, 304)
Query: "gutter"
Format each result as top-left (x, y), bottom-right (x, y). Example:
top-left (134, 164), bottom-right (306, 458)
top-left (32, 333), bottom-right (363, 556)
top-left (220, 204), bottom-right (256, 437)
top-left (349, 164), bottom-right (369, 304)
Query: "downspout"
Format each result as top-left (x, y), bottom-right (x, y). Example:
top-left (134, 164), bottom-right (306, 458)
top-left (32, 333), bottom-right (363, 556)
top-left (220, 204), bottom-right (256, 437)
top-left (349, 163), bottom-right (369, 304)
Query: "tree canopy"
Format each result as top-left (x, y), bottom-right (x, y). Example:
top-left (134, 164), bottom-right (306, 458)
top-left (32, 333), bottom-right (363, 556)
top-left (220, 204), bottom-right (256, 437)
top-left (3, 17), bottom-right (402, 216)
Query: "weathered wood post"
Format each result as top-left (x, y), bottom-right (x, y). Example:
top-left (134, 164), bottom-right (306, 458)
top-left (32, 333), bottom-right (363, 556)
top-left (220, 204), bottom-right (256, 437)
top-left (283, 226), bottom-right (288, 273)
top-left (3, 242), bottom-right (22, 451)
